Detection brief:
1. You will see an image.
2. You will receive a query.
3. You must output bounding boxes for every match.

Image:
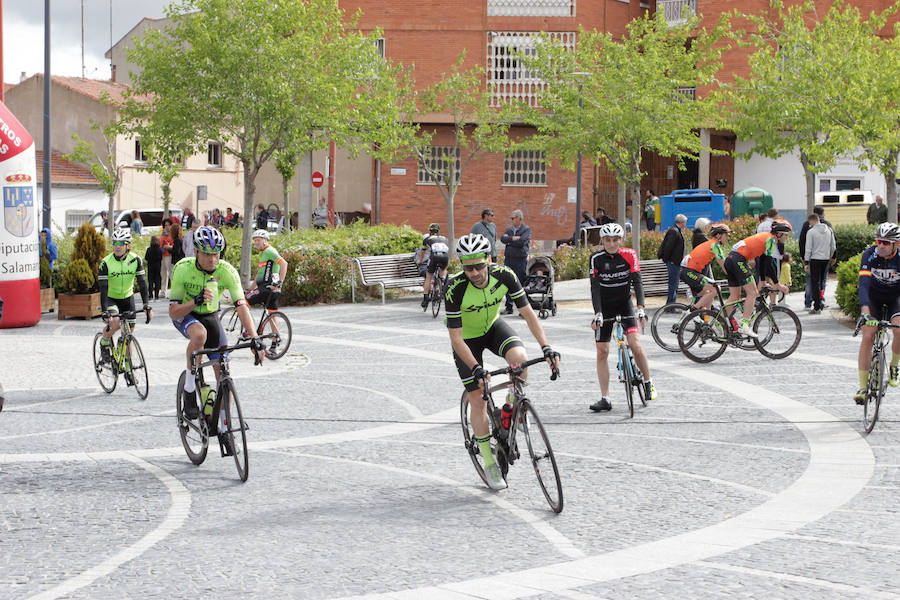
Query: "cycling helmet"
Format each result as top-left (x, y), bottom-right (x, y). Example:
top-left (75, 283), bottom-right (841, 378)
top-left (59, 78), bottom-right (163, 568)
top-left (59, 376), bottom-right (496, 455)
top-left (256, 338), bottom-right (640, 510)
top-left (111, 228), bottom-right (132, 244)
top-left (770, 220), bottom-right (793, 234)
top-left (709, 223), bottom-right (731, 236)
top-left (875, 222), bottom-right (900, 242)
top-left (428, 223), bottom-right (440, 233)
top-left (455, 233), bottom-right (491, 259)
top-left (252, 229), bottom-right (270, 240)
top-left (599, 223), bottom-right (625, 238)
top-left (193, 225), bottom-right (226, 254)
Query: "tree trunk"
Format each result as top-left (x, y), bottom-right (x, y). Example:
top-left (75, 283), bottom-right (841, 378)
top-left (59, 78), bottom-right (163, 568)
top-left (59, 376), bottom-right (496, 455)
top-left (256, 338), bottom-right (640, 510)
top-left (107, 194), bottom-right (115, 239)
top-left (630, 182), bottom-right (642, 257)
top-left (282, 176), bottom-right (290, 232)
top-left (882, 150), bottom-right (899, 224)
top-left (799, 152), bottom-right (816, 214)
top-left (241, 160), bottom-right (257, 287)
top-left (617, 181), bottom-right (627, 232)
top-left (447, 187), bottom-right (456, 256)
top-left (161, 182), bottom-right (171, 220)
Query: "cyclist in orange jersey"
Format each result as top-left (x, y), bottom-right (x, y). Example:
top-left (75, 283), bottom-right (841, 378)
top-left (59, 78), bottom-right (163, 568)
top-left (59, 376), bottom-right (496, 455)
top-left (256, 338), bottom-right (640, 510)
top-left (679, 223), bottom-right (731, 311)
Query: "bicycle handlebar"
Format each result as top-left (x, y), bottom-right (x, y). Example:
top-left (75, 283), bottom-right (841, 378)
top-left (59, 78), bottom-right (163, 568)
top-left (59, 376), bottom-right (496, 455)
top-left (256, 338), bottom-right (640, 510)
top-left (103, 306), bottom-right (152, 324)
top-left (853, 318), bottom-right (900, 337)
top-left (485, 355), bottom-right (560, 381)
top-left (191, 340), bottom-right (262, 365)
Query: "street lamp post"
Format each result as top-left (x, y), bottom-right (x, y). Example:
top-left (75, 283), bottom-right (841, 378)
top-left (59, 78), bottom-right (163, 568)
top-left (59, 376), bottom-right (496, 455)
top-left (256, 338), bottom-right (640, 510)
top-left (571, 72), bottom-right (590, 248)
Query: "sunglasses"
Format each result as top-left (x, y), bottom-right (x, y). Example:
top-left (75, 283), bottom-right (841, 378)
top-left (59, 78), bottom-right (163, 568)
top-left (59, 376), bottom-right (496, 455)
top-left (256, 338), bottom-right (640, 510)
top-left (877, 239), bottom-right (894, 246)
top-left (112, 241), bottom-right (128, 247)
top-left (462, 262), bottom-right (488, 272)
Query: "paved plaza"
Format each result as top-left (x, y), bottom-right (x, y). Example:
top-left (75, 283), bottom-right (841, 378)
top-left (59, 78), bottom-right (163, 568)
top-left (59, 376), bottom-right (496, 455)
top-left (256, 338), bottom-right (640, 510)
top-left (0, 283), bottom-right (898, 599)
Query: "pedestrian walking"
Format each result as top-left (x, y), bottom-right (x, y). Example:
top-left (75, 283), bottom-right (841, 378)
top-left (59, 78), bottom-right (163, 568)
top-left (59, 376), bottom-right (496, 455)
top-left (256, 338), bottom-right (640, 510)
top-left (799, 206), bottom-right (833, 309)
top-left (160, 226), bottom-right (174, 297)
top-left (144, 235), bottom-right (163, 300)
top-left (644, 190), bottom-right (659, 231)
top-left (804, 213), bottom-right (836, 313)
top-left (500, 209), bottom-right (531, 314)
top-left (657, 214), bottom-right (687, 303)
top-left (470, 208), bottom-right (497, 262)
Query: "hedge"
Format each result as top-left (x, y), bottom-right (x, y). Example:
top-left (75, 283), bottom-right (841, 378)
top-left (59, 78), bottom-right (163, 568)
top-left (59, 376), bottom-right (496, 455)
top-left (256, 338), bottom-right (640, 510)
top-left (836, 253), bottom-right (862, 319)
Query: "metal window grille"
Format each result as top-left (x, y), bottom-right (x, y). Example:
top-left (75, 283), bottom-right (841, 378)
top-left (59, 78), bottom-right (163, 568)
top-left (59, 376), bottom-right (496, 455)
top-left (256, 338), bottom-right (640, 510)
top-left (208, 142), bottom-right (222, 167)
top-left (503, 149), bottom-right (547, 187)
top-left (417, 146), bottom-right (461, 185)
top-left (487, 31), bottom-right (576, 107)
top-left (658, 0), bottom-right (697, 25)
top-left (487, 0), bottom-right (575, 17)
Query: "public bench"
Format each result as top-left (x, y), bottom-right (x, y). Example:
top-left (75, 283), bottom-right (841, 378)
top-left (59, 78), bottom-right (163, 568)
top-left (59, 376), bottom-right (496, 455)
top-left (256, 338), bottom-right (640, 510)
top-left (351, 252), bottom-right (424, 304)
top-left (640, 258), bottom-right (687, 297)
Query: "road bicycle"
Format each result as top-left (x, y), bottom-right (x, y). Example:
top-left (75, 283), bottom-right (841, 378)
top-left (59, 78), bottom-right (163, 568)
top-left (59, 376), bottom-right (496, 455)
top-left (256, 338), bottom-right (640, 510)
top-left (175, 341), bottom-right (261, 482)
top-left (650, 292), bottom-right (704, 352)
top-left (598, 315), bottom-right (647, 418)
top-left (92, 307), bottom-right (151, 400)
top-left (853, 317), bottom-right (899, 434)
top-left (220, 300), bottom-right (292, 360)
top-left (460, 356), bottom-right (563, 513)
top-left (423, 272), bottom-right (447, 318)
top-left (677, 282), bottom-right (801, 363)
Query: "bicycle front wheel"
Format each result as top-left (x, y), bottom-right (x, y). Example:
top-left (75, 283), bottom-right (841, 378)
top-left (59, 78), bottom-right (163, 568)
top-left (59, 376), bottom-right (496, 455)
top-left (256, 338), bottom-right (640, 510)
top-left (520, 400), bottom-right (563, 513)
top-left (864, 347), bottom-right (886, 434)
top-left (678, 309), bottom-right (728, 363)
top-left (219, 306), bottom-right (244, 346)
top-left (650, 303), bottom-right (690, 352)
top-left (176, 370), bottom-right (208, 465)
top-left (221, 378), bottom-right (249, 482)
top-left (753, 306), bottom-right (802, 359)
top-left (259, 311), bottom-right (292, 360)
top-left (620, 346), bottom-right (634, 418)
top-left (460, 389), bottom-right (508, 485)
top-left (431, 279), bottom-right (443, 318)
top-left (631, 351), bottom-right (647, 407)
top-left (92, 333), bottom-right (117, 393)
top-left (127, 338), bottom-right (150, 400)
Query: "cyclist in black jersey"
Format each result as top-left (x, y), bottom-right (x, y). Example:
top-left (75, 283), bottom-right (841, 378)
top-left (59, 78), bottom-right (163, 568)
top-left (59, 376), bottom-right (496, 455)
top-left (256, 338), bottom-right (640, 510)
top-left (589, 223), bottom-right (656, 412)
top-left (419, 223), bottom-right (450, 308)
top-left (446, 233), bottom-right (560, 490)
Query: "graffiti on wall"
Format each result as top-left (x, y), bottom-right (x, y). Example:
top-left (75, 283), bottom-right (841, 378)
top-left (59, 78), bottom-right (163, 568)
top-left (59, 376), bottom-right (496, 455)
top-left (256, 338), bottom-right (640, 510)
top-left (540, 192), bottom-right (567, 226)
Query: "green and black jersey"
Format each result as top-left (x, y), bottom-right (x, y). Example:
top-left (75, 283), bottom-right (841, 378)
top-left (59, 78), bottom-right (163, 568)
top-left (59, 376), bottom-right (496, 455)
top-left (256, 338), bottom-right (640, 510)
top-left (445, 264), bottom-right (528, 339)
top-left (98, 251), bottom-right (149, 309)
top-left (169, 257), bottom-right (245, 315)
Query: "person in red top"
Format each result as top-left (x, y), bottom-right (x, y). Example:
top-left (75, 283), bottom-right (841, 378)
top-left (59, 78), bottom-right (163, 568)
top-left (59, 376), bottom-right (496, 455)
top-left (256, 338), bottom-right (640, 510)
top-left (160, 224), bottom-right (174, 299)
top-left (679, 223), bottom-right (731, 311)
top-left (724, 220), bottom-right (792, 337)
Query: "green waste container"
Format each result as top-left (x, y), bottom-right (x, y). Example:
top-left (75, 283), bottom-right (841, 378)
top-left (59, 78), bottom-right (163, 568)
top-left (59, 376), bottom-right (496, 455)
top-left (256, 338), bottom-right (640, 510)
top-left (730, 187), bottom-right (773, 218)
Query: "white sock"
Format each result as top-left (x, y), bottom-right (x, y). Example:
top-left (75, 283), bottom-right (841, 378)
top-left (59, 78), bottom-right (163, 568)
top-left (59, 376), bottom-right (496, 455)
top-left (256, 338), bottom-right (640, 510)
top-left (184, 375), bottom-right (196, 394)
top-left (219, 410), bottom-right (227, 432)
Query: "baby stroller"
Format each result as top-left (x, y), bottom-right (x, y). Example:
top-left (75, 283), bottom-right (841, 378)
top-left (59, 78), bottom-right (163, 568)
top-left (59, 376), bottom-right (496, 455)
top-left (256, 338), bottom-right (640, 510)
top-left (522, 256), bottom-right (557, 319)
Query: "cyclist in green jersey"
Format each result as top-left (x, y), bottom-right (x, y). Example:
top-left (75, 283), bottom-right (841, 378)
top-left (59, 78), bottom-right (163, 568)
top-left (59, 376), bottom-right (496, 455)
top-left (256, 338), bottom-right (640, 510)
top-left (98, 228), bottom-right (153, 359)
top-left (246, 230), bottom-right (289, 357)
top-left (446, 233), bottom-right (560, 490)
top-left (169, 226), bottom-right (263, 420)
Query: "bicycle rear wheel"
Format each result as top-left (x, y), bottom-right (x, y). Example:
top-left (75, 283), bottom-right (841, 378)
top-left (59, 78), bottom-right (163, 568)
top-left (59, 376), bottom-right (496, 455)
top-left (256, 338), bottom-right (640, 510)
top-left (864, 347), bottom-right (886, 434)
top-left (620, 347), bottom-right (634, 418)
top-left (650, 303), bottom-right (689, 352)
top-left (520, 400), bottom-right (563, 513)
top-left (219, 307), bottom-right (244, 346)
top-left (631, 352), bottom-right (647, 407)
top-left (431, 279), bottom-right (443, 318)
top-left (460, 389), bottom-right (507, 485)
top-left (127, 338), bottom-right (150, 400)
top-left (753, 306), bottom-right (802, 359)
top-left (176, 370), bottom-right (208, 465)
top-left (259, 311), bottom-right (292, 360)
top-left (221, 378), bottom-right (249, 482)
top-left (92, 333), bottom-right (118, 393)
top-left (678, 309), bottom-right (728, 363)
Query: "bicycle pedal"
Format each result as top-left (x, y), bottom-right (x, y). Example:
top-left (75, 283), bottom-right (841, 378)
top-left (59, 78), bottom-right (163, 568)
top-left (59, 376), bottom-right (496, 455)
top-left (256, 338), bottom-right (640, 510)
top-left (218, 434), bottom-right (234, 457)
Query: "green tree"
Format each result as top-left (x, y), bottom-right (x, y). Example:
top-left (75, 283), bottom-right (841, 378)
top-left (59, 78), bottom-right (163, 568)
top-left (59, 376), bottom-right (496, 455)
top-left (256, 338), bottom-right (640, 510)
top-left (64, 130), bottom-right (122, 239)
top-left (123, 0), bottom-right (411, 284)
top-left (522, 13), bottom-right (726, 253)
top-left (412, 53), bottom-right (516, 247)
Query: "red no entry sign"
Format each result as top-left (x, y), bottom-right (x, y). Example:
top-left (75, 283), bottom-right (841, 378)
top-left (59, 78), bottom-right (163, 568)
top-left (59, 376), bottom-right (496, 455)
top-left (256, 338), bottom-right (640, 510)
top-left (311, 171), bottom-right (324, 188)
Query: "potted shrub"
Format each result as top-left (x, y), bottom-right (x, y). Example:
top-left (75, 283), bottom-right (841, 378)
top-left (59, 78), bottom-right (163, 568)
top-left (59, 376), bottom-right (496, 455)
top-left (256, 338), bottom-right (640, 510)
top-left (39, 255), bottom-right (55, 312)
top-left (57, 223), bottom-right (105, 319)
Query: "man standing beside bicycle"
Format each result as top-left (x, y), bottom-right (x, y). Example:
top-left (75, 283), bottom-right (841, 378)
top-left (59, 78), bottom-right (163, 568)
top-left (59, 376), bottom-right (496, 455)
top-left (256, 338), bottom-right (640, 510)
top-left (246, 229), bottom-right (288, 358)
top-left (680, 223), bottom-right (731, 311)
top-left (589, 223), bottom-right (657, 413)
top-left (169, 226), bottom-right (264, 420)
top-left (723, 220), bottom-right (792, 338)
top-left (98, 228), bottom-right (153, 369)
top-left (445, 233), bottom-right (560, 490)
top-left (419, 223), bottom-right (449, 308)
top-left (855, 222), bottom-right (900, 404)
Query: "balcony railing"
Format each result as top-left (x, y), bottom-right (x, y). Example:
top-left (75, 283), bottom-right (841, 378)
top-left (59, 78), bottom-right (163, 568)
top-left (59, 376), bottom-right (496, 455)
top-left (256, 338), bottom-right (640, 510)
top-left (675, 86), bottom-right (696, 101)
top-left (658, 0), bottom-right (697, 25)
top-left (487, 0), bottom-right (575, 18)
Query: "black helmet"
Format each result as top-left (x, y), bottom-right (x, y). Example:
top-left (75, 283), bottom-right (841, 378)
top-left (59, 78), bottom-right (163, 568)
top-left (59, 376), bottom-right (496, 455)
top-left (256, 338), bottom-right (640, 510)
top-left (770, 220), bottom-right (792, 234)
top-left (709, 223), bottom-right (731, 236)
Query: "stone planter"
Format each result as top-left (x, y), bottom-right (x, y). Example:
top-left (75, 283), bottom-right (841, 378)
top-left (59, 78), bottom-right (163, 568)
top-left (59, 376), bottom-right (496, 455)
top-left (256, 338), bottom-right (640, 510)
top-left (40, 287), bottom-right (56, 313)
top-left (57, 292), bottom-right (102, 320)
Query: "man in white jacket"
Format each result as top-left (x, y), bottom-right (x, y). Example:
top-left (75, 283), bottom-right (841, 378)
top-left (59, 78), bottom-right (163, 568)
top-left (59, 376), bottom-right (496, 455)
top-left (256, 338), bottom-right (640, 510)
top-left (804, 213), bottom-right (836, 314)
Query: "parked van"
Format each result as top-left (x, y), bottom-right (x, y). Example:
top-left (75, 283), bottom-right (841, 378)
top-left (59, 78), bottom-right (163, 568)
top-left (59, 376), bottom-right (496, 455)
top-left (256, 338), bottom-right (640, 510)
top-left (814, 190), bottom-right (873, 226)
top-left (88, 208), bottom-right (183, 235)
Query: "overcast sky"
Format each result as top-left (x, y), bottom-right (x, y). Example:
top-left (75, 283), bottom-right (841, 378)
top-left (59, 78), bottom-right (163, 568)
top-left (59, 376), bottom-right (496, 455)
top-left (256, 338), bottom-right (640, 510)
top-left (2, 0), bottom-right (174, 84)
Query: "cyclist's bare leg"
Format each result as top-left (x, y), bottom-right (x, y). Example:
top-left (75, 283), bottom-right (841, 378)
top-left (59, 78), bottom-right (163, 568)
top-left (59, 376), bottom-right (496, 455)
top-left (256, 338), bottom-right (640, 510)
top-left (468, 388), bottom-right (490, 438)
top-left (185, 322), bottom-right (207, 374)
top-left (503, 345), bottom-right (529, 383)
top-left (103, 315), bottom-right (120, 341)
top-left (741, 282), bottom-right (758, 321)
top-left (423, 272), bottom-right (433, 295)
top-left (626, 331), bottom-right (650, 379)
top-left (696, 284), bottom-right (718, 310)
top-left (594, 341), bottom-right (611, 396)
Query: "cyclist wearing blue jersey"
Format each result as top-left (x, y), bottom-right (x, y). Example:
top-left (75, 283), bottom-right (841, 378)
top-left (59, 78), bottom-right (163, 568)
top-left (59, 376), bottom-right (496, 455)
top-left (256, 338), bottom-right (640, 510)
top-left (446, 233), bottom-right (560, 490)
top-left (855, 222), bottom-right (900, 404)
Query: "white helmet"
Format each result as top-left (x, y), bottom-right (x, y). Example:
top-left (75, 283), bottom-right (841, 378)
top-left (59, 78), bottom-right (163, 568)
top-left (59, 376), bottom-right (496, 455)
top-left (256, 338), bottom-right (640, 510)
top-left (252, 229), bottom-right (270, 240)
top-left (111, 228), bottom-right (132, 243)
top-left (455, 233), bottom-right (492, 259)
top-left (599, 223), bottom-right (625, 238)
top-left (876, 222), bottom-right (900, 242)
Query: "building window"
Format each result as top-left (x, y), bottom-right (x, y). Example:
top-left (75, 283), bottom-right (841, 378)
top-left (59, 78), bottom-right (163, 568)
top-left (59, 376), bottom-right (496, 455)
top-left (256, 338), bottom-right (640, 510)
top-left (207, 141), bottom-right (222, 167)
top-left (487, 0), bottom-right (575, 17)
top-left (836, 178), bottom-right (862, 191)
top-left (134, 139), bottom-right (148, 163)
top-left (503, 149), bottom-right (547, 187)
top-left (417, 146), bottom-right (461, 186)
top-left (487, 31), bottom-right (577, 107)
top-left (375, 38), bottom-right (385, 58)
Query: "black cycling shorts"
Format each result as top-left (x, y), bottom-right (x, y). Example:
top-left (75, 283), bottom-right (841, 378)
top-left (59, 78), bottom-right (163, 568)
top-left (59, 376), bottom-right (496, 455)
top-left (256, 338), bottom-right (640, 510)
top-left (172, 311), bottom-right (228, 360)
top-left (106, 295), bottom-right (137, 325)
top-left (680, 267), bottom-right (706, 296)
top-left (867, 289), bottom-right (900, 322)
top-left (453, 318), bottom-right (525, 392)
top-left (596, 300), bottom-right (637, 343)
top-left (427, 253), bottom-right (449, 275)
top-left (246, 287), bottom-right (280, 310)
top-left (757, 255), bottom-right (778, 283)
top-left (724, 252), bottom-right (754, 288)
